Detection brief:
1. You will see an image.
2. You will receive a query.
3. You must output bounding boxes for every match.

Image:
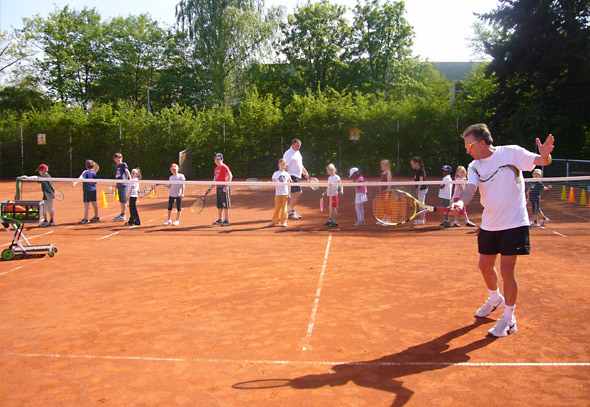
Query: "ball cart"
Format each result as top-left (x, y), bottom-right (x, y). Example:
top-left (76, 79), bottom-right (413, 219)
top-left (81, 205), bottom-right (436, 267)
top-left (1, 200), bottom-right (58, 261)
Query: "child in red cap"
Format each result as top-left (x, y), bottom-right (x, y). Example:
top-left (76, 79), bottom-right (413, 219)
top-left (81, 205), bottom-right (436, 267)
top-left (21, 164), bottom-right (55, 227)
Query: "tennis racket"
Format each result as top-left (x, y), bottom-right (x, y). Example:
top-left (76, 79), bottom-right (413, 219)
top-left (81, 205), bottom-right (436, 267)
top-left (138, 184), bottom-right (160, 198)
top-left (54, 189), bottom-right (64, 201)
top-left (372, 189), bottom-right (449, 226)
top-left (235, 178), bottom-right (261, 191)
top-left (190, 188), bottom-right (212, 214)
top-left (308, 177), bottom-right (320, 191)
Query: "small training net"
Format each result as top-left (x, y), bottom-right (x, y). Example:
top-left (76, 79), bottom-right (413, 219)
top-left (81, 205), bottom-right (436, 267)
top-left (13, 176), bottom-right (590, 231)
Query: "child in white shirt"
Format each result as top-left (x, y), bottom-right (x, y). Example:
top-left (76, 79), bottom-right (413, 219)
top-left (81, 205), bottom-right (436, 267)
top-left (323, 164), bottom-right (343, 227)
top-left (270, 158), bottom-right (291, 227)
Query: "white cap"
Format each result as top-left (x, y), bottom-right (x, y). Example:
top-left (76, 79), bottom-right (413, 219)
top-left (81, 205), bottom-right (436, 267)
top-left (349, 167), bottom-right (359, 177)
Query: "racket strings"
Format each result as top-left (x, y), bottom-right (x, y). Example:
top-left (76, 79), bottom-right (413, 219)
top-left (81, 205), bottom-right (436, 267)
top-left (373, 191), bottom-right (416, 224)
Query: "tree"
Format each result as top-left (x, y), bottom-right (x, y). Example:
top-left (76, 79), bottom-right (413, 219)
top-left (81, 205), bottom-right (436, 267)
top-left (281, 0), bottom-right (351, 92)
top-left (27, 6), bottom-right (106, 107)
top-left (476, 0), bottom-right (590, 156)
top-left (351, 0), bottom-right (414, 93)
top-left (175, 0), bottom-right (282, 106)
top-left (97, 14), bottom-right (171, 107)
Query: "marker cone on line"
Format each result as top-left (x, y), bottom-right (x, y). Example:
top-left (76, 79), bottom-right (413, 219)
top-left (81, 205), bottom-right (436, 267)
top-left (99, 190), bottom-right (108, 208)
top-left (114, 188), bottom-right (119, 202)
top-left (560, 185), bottom-right (567, 200)
top-left (149, 188), bottom-right (156, 198)
top-left (568, 187), bottom-right (575, 203)
top-left (580, 189), bottom-right (587, 206)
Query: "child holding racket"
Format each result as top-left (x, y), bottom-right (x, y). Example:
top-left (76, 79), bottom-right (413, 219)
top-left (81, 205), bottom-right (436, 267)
top-left (410, 156), bottom-right (428, 226)
top-left (323, 164), bottom-right (343, 227)
top-left (21, 163), bottom-right (55, 227)
top-left (269, 158), bottom-right (291, 227)
top-left (113, 152), bottom-right (131, 222)
top-left (125, 168), bottom-right (141, 226)
top-left (75, 160), bottom-right (100, 224)
top-left (377, 160), bottom-right (392, 226)
top-left (452, 166), bottom-right (475, 227)
top-left (211, 153), bottom-right (233, 227)
top-left (349, 167), bottom-right (367, 226)
top-left (439, 165), bottom-right (453, 228)
top-left (163, 163), bottom-right (185, 226)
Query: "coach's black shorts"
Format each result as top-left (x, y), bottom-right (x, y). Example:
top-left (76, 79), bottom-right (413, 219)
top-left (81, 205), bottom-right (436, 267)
top-left (117, 183), bottom-right (128, 204)
top-left (216, 187), bottom-right (231, 209)
top-left (478, 226), bottom-right (530, 256)
top-left (168, 196), bottom-right (182, 211)
top-left (83, 190), bottom-right (97, 202)
top-left (290, 175), bottom-right (302, 193)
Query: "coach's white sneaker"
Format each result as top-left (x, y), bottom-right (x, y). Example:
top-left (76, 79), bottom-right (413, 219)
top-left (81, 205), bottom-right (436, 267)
top-left (475, 295), bottom-right (505, 318)
top-left (163, 219), bottom-right (172, 226)
top-left (488, 318), bottom-right (517, 337)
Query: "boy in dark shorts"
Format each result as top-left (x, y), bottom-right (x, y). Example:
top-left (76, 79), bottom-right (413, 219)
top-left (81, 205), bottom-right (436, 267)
top-left (21, 164), bottom-right (55, 227)
top-left (211, 153), bottom-right (233, 226)
top-left (163, 163), bottom-right (185, 226)
top-left (528, 168), bottom-right (552, 227)
top-left (75, 160), bottom-right (100, 224)
top-left (452, 124), bottom-right (554, 337)
top-left (113, 152), bottom-right (131, 222)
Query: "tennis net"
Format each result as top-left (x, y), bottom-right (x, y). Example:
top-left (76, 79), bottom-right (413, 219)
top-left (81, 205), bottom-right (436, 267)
top-left (12, 176), bottom-right (590, 231)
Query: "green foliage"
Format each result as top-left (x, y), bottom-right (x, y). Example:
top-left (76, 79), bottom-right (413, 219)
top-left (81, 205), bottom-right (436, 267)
top-left (474, 0), bottom-right (590, 157)
top-left (281, 0), bottom-right (351, 92)
top-left (175, 0), bottom-right (282, 105)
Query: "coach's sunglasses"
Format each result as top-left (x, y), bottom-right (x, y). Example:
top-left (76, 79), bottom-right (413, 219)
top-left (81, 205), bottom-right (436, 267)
top-left (465, 141), bottom-right (479, 150)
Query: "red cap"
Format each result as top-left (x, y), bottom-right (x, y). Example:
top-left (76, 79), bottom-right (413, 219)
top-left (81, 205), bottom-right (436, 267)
top-left (36, 164), bottom-right (48, 171)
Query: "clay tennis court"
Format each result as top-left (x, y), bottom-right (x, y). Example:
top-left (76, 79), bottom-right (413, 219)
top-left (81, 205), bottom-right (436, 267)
top-left (1, 179), bottom-right (589, 406)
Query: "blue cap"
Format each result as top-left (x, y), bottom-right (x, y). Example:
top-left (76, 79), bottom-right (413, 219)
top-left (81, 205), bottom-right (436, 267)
top-left (442, 165), bottom-right (452, 172)
top-left (214, 153), bottom-right (223, 159)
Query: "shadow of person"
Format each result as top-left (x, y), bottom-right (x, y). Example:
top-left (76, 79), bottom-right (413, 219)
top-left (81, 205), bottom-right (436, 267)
top-left (234, 318), bottom-right (497, 407)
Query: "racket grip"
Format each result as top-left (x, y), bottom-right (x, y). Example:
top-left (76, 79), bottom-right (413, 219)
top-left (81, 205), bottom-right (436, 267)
top-left (434, 206), bottom-right (451, 213)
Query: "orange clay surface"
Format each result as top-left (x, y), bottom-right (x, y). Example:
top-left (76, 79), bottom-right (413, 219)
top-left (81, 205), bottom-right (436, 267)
top-left (1, 180), bottom-right (589, 407)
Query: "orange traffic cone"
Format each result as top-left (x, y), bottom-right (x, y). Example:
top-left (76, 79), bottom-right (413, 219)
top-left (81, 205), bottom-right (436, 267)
top-left (99, 190), bottom-right (108, 208)
top-left (560, 185), bottom-right (567, 200)
top-left (114, 188), bottom-right (119, 202)
top-left (568, 187), bottom-right (575, 203)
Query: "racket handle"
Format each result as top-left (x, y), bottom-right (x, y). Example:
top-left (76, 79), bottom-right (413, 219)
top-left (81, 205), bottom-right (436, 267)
top-left (434, 206), bottom-right (450, 213)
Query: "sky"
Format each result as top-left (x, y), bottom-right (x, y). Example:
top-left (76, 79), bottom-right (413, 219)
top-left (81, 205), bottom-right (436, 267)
top-left (0, 0), bottom-right (499, 61)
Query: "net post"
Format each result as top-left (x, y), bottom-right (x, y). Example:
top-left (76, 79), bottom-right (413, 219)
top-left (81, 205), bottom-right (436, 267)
top-left (15, 177), bottom-right (21, 200)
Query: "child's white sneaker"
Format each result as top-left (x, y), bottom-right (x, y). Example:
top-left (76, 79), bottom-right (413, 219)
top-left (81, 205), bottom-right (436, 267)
top-left (173, 220), bottom-right (179, 226)
top-left (163, 219), bottom-right (172, 226)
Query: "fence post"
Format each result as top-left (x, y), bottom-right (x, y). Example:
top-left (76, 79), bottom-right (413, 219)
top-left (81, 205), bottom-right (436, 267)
top-left (20, 126), bottom-right (24, 175)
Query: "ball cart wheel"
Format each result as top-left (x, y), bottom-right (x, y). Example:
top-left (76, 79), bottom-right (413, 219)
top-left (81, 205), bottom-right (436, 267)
top-left (48, 250), bottom-right (55, 258)
top-left (2, 248), bottom-right (15, 261)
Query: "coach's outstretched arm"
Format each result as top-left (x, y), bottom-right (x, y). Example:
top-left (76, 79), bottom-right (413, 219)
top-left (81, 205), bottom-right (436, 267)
top-left (451, 184), bottom-right (477, 213)
top-left (534, 134), bottom-right (555, 166)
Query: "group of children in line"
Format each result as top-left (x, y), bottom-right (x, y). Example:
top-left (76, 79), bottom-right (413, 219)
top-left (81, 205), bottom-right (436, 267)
top-left (22, 154), bottom-right (551, 229)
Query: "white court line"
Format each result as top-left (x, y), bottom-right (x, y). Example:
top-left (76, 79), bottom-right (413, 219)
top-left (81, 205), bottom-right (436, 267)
top-left (5, 352), bottom-right (589, 367)
top-left (1, 230), bottom-right (54, 248)
top-left (302, 232), bottom-right (332, 352)
top-left (0, 258), bottom-right (46, 277)
top-left (97, 231), bottom-right (119, 240)
top-left (552, 231), bottom-right (568, 238)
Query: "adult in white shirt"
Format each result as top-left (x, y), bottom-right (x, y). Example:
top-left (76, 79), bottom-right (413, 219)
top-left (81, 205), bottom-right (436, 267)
top-left (452, 123), bottom-right (554, 338)
top-left (283, 138), bottom-right (309, 219)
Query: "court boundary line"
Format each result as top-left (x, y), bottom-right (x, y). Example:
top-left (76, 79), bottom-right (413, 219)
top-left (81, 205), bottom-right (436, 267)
top-left (0, 258), bottom-right (46, 277)
top-left (302, 232), bottom-right (332, 352)
top-left (97, 231), bottom-right (119, 240)
top-left (5, 352), bottom-right (589, 367)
